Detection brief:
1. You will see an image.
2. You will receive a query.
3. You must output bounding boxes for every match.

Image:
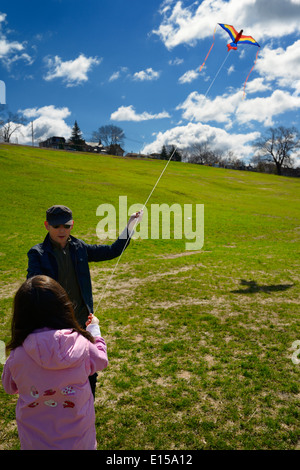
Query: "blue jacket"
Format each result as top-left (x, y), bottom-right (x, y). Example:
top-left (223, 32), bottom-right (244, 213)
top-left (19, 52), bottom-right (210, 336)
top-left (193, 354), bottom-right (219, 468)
top-left (27, 231), bottom-right (131, 315)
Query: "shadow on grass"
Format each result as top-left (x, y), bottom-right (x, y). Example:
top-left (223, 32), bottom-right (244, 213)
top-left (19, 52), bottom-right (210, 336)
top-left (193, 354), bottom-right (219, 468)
top-left (231, 279), bottom-right (294, 294)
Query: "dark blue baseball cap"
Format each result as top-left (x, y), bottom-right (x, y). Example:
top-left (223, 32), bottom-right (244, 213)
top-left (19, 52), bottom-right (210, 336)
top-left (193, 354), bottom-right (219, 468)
top-left (46, 205), bottom-right (73, 225)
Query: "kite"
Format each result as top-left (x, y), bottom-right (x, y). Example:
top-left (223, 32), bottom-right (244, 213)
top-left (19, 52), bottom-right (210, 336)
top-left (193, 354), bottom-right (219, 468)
top-left (218, 23), bottom-right (260, 51)
top-left (199, 23), bottom-right (260, 97)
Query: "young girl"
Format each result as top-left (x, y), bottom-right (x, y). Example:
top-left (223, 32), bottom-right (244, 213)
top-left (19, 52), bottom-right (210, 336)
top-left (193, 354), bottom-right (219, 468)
top-left (1, 275), bottom-right (108, 450)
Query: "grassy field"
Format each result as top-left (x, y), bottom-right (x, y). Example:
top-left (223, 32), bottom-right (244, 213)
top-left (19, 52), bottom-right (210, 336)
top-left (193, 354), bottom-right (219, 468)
top-left (0, 143), bottom-right (299, 450)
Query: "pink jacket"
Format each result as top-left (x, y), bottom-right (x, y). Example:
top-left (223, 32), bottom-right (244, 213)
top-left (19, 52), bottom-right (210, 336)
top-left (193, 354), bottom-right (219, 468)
top-left (1, 327), bottom-right (108, 450)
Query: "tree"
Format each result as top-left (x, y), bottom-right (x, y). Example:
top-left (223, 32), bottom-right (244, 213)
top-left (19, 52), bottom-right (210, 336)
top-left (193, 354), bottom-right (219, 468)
top-left (167, 145), bottom-right (182, 162)
top-left (221, 150), bottom-right (244, 169)
top-left (253, 126), bottom-right (300, 176)
top-left (160, 145), bottom-right (168, 160)
top-left (188, 142), bottom-right (222, 166)
top-left (159, 145), bottom-right (182, 162)
top-left (91, 125), bottom-right (125, 147)
top-left (68, 121), bottom-right (86, 151)
top-left (0, 106), bottom-right (27, 143)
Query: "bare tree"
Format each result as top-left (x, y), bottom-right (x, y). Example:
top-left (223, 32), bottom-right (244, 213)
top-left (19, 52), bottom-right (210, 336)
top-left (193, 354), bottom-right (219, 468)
top-left (0, 107), bottom-right (27, 143)
top-left (91, 125), bottom-right (125, 147)
top-left (188, 142), bottom-right (222, 165)
top-left (221, 150), bottom-right (244, 169)
top-left (253, 126), bottom-right (300, 175)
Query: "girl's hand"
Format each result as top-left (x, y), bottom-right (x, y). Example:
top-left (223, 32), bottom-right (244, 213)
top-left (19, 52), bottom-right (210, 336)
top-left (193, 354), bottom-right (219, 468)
top-left (85, 314), bottom-right (99, 327)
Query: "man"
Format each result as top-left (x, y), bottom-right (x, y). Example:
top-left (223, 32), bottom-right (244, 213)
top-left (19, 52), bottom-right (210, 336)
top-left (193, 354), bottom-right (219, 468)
top-left (27, 204), bottom-right (143, 396)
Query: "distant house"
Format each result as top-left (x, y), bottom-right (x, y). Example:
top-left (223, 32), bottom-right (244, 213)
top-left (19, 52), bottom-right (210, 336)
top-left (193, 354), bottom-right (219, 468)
top-left (85, 142), bottom-right (107, 153)
top-left (39, 136), bottom-right (66, 149)
top-left (85, 142), bottom-right (125, 156)
top-left (38, 136), bottom-right (125, 156)
top-left (149, 153), bottom-right (161, 159)
top-left (126, 152), bottom-right (149, 159)
top-left (126, 152), bottom-right (140, 158)
top-left (108, 144), bottom-right (125, 156)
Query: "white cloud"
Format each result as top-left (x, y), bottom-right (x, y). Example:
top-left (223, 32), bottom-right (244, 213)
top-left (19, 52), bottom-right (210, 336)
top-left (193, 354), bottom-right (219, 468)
top-left (22, 105), bottom-right (71, 121)
top-left (0, 12), bottom-right (33, 67)
top-left (237, 89), bottom-right (300, 126)
top-left (169, 57), bottom-right (184, 65)
top-left (176, 90), bottom-right (243, 124)
top-left (109, 67), bottom-right (160, 82)
top-left (109, 71), bottom-right (120, 82)
top-left (111, 105), bottom-right (170, 121)
top-left (256, 40), bottom-right (300, 92)
top-left (0, 37), bottom-right (23, 58)
top-left (244, 77), bottom-right (272, 94)
top-left (178, 69), bottom-right (198, 84)
top-left (153, 0), bottom-right (300, 49)
top-left (176, 86), bottom-right (300, 128)
top-left (13, 105), bottom-right (72, 144)
top-left (227, 65), bottom-right (235, 75)
top-left (108, 67), bottom-right (129, 82)
top-left (44, 53), bottom-right (101, 86)
top-left (142, 121), bottom-right (259, 159)
top-left (133, 67), bottom-right (160, 81)
top-left (3, 51), bottom-right (34, 67)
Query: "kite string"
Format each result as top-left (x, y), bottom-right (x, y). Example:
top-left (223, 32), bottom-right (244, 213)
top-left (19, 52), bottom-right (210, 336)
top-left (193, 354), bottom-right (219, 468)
top-left (93, 147), bottom-right (178, 314)
top-left (142, 149), bottom-right (175, 211)
top-left (93, 53), bottom-right (232, 316)
top-left (203, 49), bottom-right (232, 99)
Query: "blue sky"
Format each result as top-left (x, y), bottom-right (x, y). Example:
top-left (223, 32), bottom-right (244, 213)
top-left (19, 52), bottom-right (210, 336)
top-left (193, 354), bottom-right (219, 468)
top-left (1, 0), bottom-right (300, 162)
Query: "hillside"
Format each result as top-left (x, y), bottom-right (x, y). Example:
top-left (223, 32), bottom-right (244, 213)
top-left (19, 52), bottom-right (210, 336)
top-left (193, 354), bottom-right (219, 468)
top-left (0, 143), bottom-right (299, 450)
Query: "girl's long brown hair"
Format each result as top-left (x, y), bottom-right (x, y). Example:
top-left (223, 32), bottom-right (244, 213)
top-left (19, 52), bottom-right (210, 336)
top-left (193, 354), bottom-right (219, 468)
top-left (6, 275), bottom-right (94, 352)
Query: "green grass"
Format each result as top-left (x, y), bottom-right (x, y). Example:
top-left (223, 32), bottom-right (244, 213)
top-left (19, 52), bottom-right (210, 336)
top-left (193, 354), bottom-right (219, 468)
top-left (0, 143), bottom-right (299, 450)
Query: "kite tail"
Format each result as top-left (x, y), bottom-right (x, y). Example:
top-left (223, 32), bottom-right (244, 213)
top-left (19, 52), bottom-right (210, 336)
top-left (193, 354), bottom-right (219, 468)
top-left (243, 49), bottom-right (259, 98)
top-left (199, 25), bottom-right (217, 72)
